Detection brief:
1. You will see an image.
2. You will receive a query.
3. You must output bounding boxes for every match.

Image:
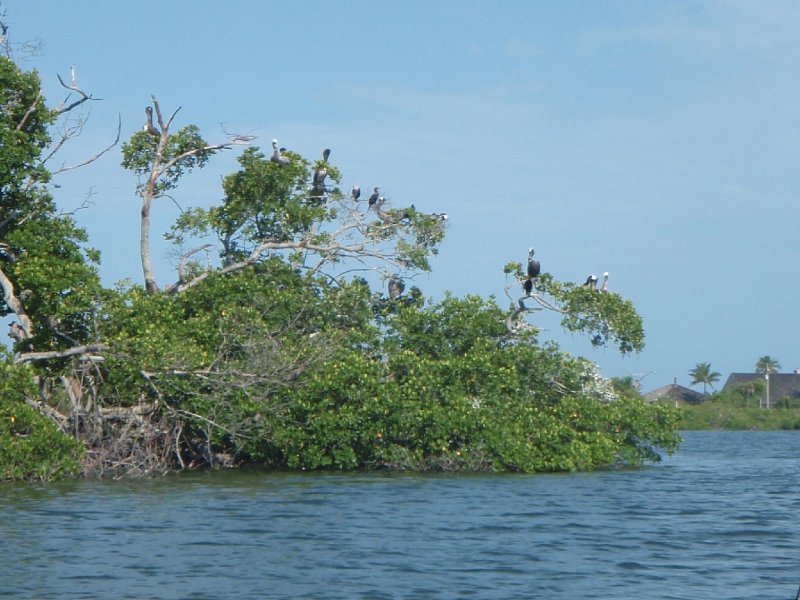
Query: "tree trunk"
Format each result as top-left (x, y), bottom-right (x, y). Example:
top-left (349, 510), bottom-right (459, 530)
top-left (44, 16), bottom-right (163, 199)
top-left (140, 196), bottom-right (158, 294)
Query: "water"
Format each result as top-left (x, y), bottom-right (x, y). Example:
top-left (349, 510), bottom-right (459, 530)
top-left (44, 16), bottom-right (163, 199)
top-left (1, 431), bottom-right (799, 599)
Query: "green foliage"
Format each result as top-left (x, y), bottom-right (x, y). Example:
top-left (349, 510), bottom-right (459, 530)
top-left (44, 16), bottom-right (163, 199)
top-left (755, 355), bottom-right (781, 375)
top-left (679, 388), bottom-right (800, 430)
top-left (0, 358), bottom-right (84, 481)
top-left (230, 294), bottom-right (680, 472)
top-left (689, 362), bottom-right (721, 395)
top-left (1, 48), bottom-right (680, 479)
top-left (121, 125), bottom-right (216, 197)
top-left (510, 270), bottom-right (645, 354)
top-left (210, 147), bottom-right (322, 253)
top-left (0, 56), bottom-right (101, 351)
top-left (0, 56), bottom-right (55, 189)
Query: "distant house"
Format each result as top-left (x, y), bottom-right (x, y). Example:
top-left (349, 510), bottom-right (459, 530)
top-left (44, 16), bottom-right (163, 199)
top-left (643, 383), bottom-right (706, 406)
top-left (722, 373), bottom-right (800, 408)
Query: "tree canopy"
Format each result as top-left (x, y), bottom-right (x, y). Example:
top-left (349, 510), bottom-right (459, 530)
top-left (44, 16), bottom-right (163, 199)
top-left (0, 36), bottom-right (680, 480)
top-left (755, 356), bottom-right (781, 375)
top-left (689, 362), bottom-right (721, 396)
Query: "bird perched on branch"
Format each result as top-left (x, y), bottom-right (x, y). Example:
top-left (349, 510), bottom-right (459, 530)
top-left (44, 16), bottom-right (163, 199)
top-left (311, 148), bottom-right (330, 197)
top-left (583, 274), bottom-right (598, 291)
top-left (367, 187), bottom-right (380, 208)
top-left (522, 247), bottom-right (540, 296)
top-left (527, 248), bottom-right (541, 280)
top-left (144, 106), bottom-right (160, 137)
top-left (351, 185), bottom-right (361, 201)
top-left (388, 278), bottom-right (405, 300)
top-left (271, 139), bottom-right (291, 166)
top-left (601, 272), bottom-right (609, 293)
top-left (8, 322), bottom-right (26, 342)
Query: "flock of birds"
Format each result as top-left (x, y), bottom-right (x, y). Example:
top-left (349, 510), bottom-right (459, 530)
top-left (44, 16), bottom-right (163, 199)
top-left (267, 139), bottom-right (453, 302)
top-left (141, 116), bottom-right (613, 308)
top-left (521, 247), bottom-right (609, 303)
top-left (270, 139), bottom-right (449, 224)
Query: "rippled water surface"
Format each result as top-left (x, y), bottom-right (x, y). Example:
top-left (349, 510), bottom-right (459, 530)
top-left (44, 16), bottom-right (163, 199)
top-left (2, 431), bottom-right (800, 599)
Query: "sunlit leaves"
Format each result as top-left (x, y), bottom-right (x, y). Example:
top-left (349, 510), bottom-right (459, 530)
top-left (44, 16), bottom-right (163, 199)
top-left (516, 272), bottom-right (645, 355)
top-left (121, 125), bottom-right (217, 197)
top-left (0, 358), bottom-right (83, 481)
top-left (0, 57), bottom-right (101, 351)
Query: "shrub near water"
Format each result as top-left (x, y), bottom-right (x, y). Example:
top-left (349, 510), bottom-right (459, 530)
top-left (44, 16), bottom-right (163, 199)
top-left (0, 46), bottom-right (680, 478)
top-left (234, 296), bottom-right (681, 472)
top-left (679, 393), bottom-right (800, 430)
top-left (0, 360), bottom-right (84, 481)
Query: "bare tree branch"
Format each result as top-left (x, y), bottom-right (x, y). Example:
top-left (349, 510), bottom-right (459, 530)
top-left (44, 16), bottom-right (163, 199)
top-left (175, 243), bottom-right (213, 284)
top-left (50, 113), bottom-right (122, 175)
top-left (0, 263), bottom-right (34, 339)
top-left (54, 69), bottom-right (97, 115)
top-left (139, 96), bottom-right (256, 294)
top-left (14, 343), bottom-right (108, 365)
top-left (15, 89), bottom-right (42, 132)
top-left (156, 140), bottom-right (253, 180)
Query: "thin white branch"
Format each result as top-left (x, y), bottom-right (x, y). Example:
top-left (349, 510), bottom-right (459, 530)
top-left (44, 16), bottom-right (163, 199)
top-left (51, 114), bottom-right (122, 175)
top-left (0, 264), bottom-right (34, 338)
top-left (14, 343), bottom-right (108, 365)
top-left (54, 72), bottom-right (96, 115)
top-left (176, 243), bottom-right (214, 284)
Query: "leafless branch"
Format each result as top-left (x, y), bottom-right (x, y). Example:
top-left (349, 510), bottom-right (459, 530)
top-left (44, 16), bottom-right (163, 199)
top-left (156, 139), bottom-right (254, 179)
top-left (176, 243), bottom-right (214, 284)
top-left (0, 263), bottom-right (34, 338)
top-left (50, 113), bottom-right (122, 175)
top-left (55, 69), bottom-right (97, 115)
top-left (166, 406), bottom-right (245, 440)
top-left (58, 188), bottom-right (97, 218)
top-left (14, 343), bottom-right (108, 365)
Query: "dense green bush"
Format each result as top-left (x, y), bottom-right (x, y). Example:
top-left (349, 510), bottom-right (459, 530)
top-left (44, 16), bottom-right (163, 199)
top-left (216, 296), bottom-right (680, 472)
top-left (0, 47), bottom-right (681, 479)
top-left (0, 359), bottom-right (84, 481)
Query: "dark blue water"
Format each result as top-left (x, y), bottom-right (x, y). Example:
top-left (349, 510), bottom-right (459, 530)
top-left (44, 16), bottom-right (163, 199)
top-left (1, 431), bottom-right (799, 599)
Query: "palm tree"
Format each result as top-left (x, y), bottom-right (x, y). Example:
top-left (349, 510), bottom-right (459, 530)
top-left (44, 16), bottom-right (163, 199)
top-left (755, 356), bottom-right (781, 409)
top-left (689, 362), bottom-right (721, 396)
top-left (755, 356), bottom-right (781, 375)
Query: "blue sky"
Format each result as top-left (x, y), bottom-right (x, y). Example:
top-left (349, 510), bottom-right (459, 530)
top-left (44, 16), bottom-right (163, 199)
top-left (4, 1), bottom-right (799, 391)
